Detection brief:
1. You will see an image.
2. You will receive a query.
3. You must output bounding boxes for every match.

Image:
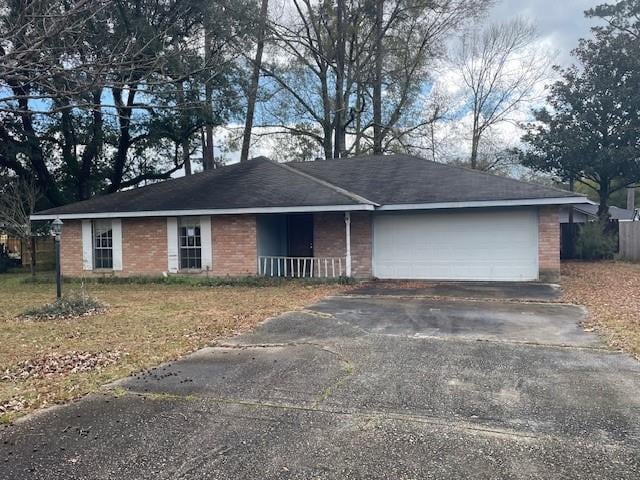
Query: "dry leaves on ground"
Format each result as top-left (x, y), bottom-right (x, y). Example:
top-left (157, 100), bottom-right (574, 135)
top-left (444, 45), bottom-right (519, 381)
top-left (0, 350), bottom-right (122, 416)
top-left (0, 274), bottom-right (343, 422)
top-left (2, 351), bottom-right (123, 382)
top-left (561, 261), bottom-right (640, 358)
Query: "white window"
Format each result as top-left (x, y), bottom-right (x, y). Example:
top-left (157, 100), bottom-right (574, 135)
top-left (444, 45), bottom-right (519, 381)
top-left (179, 218), bottom-right (201, 270)
top-left (93, 220), bottom-right (113, 269)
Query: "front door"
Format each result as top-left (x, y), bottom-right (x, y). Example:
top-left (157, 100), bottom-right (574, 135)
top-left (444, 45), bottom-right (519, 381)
top-left (287, 214), bottom-right (314, 257)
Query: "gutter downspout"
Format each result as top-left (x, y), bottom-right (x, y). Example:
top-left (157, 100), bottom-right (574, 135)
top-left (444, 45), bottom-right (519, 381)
top-left (345, 212), bottom-right (352, 277)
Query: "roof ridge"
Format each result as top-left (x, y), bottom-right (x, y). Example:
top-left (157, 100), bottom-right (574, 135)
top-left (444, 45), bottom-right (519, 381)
top-left (269, 159), bottom-right (379, 206)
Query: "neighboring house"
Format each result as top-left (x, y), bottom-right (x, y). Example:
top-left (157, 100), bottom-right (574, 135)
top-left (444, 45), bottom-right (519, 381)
top-left (559, 203), bottom-right (637, 223)
top-left (0, 231), bottom-right (21, 259)
top-left (31, 154), bottom-right (586, 282)
top-left (0, 230), bottom-right (55, 269)
top-left (559, 203), bottom-right (639, 259)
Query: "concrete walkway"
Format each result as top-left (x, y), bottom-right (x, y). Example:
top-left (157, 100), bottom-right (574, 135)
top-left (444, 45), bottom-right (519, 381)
top-left (1, 283), bottom-right (639, 479)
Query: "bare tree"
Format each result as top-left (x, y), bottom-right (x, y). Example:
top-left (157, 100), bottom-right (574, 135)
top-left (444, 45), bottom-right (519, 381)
top-left (372, 0), bottom-right (384, 154)
top-left (453, 17), bottom-right (551, 169)
top-left (0, 176), bottom-right (41, 277)
top-left (260, 0), bottom-right (490, 159)
top-left (240, 0), bottom-right (270, 162)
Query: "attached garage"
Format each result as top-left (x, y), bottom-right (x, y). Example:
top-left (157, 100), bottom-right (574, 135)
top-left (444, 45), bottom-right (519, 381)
top-left (373, 209), bottom-right (539, 281)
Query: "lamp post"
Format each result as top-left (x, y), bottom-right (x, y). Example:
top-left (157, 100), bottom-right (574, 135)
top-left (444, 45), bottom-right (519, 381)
top-left (51, 218), bottom-right (63, 299)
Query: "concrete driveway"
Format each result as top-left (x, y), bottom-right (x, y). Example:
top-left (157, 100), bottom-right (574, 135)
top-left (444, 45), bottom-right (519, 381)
top-left (2, 282), bottom-right (640, 479)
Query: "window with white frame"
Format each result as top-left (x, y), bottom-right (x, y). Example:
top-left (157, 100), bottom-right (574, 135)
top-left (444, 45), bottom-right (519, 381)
top-left (179, 218), bottom-right (201, 269)
top-left (93, 220), bottom-right (113, 269)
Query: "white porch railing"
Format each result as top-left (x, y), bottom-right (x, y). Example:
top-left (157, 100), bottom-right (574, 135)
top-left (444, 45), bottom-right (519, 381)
top-left (258, 256), bottom-right (346, 278)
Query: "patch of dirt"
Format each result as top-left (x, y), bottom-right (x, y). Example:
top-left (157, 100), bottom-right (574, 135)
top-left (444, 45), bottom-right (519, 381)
top-left (561, 261), bottom-right (640, 358)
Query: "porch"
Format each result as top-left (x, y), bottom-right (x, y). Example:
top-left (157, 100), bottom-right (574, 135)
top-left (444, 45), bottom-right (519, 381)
top-left (256, 212), bottom-right (360, 278)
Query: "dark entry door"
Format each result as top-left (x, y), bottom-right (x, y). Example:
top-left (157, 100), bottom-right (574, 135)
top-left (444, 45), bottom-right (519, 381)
top-left (287, 214), bottom-right (314, 257)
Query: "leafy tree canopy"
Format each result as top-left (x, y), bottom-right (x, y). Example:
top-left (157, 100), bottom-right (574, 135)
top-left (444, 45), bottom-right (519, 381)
top-left (521, 2), bottom-right (640, 219)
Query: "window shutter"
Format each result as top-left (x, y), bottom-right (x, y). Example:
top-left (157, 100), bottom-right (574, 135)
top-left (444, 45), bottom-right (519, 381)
top-left (81, 220), bottom-right (93, 271)
top-left (167, 217), bottom-right (179, 273)
top-left (112, 219), bottom-right (123, 271)
top-left (200, 216), bottom-right (212, 271)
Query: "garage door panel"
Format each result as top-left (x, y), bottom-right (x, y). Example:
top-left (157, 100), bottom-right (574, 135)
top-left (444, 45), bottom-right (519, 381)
top-left (373, 210), bottom-right (538, 281)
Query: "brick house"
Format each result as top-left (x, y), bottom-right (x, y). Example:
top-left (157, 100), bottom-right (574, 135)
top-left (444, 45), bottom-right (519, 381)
top-left (32, 155), bottom-right (587, 282)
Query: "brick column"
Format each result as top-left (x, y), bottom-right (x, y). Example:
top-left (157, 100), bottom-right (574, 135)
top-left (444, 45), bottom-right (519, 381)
top-left (538, 206), bottom-right (560, 282)
top-left (313, 212), bottom-right (372, 278)
top-left (212, 215), bottom-right (257, 276)
top-left (60, 220), bottom-right (83, 277)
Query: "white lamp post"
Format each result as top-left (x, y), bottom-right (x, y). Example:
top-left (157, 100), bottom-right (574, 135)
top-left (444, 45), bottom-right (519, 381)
top-left (51, 218), bottom-right (63, 299)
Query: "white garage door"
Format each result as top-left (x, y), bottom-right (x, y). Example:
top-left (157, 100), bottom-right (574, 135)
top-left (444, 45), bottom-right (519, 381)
top-left (373, 209), bottom-right (539, 281)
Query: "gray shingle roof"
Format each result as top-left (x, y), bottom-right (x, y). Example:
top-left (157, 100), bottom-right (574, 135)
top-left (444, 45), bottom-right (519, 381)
top-left (34, 154), bottom-right (583, 217)
top-left (289, 154), bottom-right (578, 205)
top-left (35, 157), bottom-right (363, 216)
top-left (575, 203), bottom-right (635, 220)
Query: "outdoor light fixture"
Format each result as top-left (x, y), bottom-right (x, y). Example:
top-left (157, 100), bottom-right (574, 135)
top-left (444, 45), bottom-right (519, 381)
top-left (51, 218), bottom-right (63, 237)
top-left (51, 217), bottom-right (63, 299)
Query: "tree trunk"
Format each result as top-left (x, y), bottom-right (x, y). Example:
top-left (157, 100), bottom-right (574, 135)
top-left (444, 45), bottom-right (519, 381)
top-left (202, 10), bottom-right (216, 170)
top-left (333, 0), bottom-right (346, 158)
top-left (182, 138), bottom-right (192, 175)
top-left (372, 0), bottom-right (384, 154)
top-left (323, 124), bottom-right (333, 160)
top-left (17, 94), bottom-right (64, 205)
top-left (30, 236), bottom-right (36, 278)
top-left (176, 81), bottom-right (192, 175)
top-left (470, 115), bottom-right (480, 169)
top-left (79, 90), bottom-right (104, 199)
top-left (320, 64), bottom-right (333, 159)
top-left (108, 86), bottom-right (135, 193)
top-left (598, 178), bottom-right (611, 223)
top-left (354, 88), bottom-right (363, 155)
top-left (240, 0), bottom-right (269, 163)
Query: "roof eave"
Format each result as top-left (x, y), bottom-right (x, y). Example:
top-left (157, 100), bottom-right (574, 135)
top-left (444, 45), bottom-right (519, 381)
top-left (30, 203), bottom-right (374, 220)
top-left (376, 197), bottom-right (590, 211)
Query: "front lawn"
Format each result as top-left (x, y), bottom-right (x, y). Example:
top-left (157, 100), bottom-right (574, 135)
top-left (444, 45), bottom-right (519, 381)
top-left (0, 273), bottom-right (343, 422)
top-left (562, 261), bottom-right (640, 358)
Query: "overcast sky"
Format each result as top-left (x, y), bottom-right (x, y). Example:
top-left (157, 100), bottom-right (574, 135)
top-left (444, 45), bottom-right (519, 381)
top-left (487, 0), bottom-right (600, 66)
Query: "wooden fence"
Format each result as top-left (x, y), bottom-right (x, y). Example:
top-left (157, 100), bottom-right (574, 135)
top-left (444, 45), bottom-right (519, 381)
top-left (619, 221), bottom-right (640, 261)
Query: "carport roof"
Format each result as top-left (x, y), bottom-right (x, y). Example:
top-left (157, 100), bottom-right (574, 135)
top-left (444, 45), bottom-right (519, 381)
top-left (32, 154), bottom-right (585, 219)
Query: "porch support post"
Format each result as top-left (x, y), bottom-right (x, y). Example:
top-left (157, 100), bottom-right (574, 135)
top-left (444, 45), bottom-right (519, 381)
top-left (345, 211), bottom-right (352, 277)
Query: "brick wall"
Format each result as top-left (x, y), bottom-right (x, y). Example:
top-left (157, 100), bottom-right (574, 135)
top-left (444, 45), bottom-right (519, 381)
top-left (538, 206), bottom-right (560, 282)
top-left (122, 218), bottom-right (167, 275)
top-left (60, 210), bottom-right (554, 281)
top-left (313, 212), bottom-right (372, 278)
top-left (60, 220), bottom-right (83, 277)
top-left (60, 215), bottom-right (257, 277)
top-left (212, 215), bottom-right (257, 276)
